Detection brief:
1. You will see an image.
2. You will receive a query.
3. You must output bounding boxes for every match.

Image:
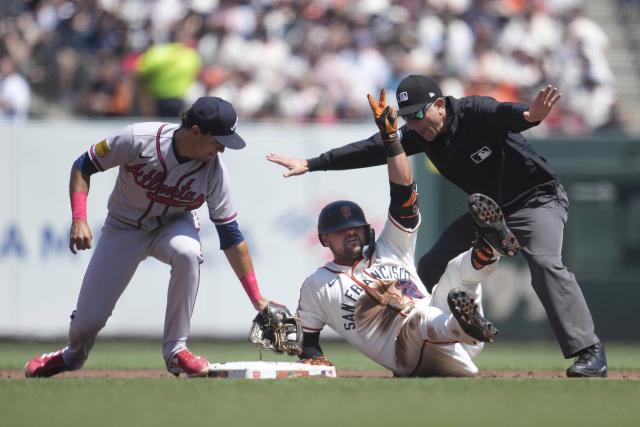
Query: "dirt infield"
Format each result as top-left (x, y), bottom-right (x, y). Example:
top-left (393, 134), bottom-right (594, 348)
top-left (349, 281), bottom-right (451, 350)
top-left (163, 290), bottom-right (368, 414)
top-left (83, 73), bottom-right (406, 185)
top-left (3, 369), bottom-right (639, 379)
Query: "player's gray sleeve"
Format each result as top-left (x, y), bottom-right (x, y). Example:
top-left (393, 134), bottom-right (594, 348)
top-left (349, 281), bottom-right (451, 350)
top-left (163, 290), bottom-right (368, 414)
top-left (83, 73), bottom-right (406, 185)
top-left (206, 156), bottom-right (237, 225)
top-left (87, 125), bottom-right (138, 172)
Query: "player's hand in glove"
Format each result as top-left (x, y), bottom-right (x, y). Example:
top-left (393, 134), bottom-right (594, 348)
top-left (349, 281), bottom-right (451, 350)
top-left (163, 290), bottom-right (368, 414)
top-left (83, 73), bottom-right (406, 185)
top-left (367, 88), bottom-right (398, 144)
top-left (249, 301), bottom-right (303, 356)
top-left (300, 356), bottom-right (333, 366)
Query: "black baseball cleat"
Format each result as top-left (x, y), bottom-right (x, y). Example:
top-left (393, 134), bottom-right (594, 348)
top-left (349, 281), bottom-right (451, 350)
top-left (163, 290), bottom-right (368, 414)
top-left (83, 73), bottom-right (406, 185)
top-left (447, 288), bottom-right (498, 343)
top-left (468, 193), bottom-right (520, 257)
top-left (566, 342), bottom-right (608, 378)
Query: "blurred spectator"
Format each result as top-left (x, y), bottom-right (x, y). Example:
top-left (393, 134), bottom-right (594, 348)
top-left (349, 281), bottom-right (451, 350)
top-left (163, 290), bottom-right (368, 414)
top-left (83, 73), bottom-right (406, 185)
top-left (82, 56), bottom-right (134, 116)
top-left (0, 0), bottom-right (626, 134)
top-left (0, 55), bottom-right (31, 122)
top-left (135, 40), bottom-right (202, 116)
top-left (134, 6), bottom-right (203, 117)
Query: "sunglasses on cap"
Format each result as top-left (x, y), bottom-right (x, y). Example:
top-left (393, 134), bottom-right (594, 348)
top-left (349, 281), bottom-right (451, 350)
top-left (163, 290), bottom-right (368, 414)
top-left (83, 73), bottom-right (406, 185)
top-left (402, 102), bottom-right (434, 121)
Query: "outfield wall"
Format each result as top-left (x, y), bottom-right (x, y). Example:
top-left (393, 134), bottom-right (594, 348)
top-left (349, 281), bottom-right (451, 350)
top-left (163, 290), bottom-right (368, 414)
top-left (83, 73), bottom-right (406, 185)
top-left (1, 120), bottom-right (637, 341)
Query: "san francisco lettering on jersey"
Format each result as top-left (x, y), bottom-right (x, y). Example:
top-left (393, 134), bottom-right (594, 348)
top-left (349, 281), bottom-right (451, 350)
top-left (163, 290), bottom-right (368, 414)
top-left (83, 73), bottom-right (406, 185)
top-left (341, 283), bottom-right (364, 330)
top-left (336, 265), bottom-right (424, 331)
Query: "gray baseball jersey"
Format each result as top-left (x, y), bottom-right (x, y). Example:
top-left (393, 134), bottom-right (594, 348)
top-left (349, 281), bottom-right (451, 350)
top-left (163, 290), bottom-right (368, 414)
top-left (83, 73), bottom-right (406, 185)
top-left (62, 122), bottom-right (239, 371)
top-left (88, 122), bottom-right (237, 229)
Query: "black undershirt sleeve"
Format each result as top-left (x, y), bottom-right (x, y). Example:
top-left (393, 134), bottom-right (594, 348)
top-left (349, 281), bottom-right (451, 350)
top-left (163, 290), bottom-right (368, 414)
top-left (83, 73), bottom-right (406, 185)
top-left (388, 181), bottom-right (420, 229)
top-left (307, 127), bottom-right (425, 172)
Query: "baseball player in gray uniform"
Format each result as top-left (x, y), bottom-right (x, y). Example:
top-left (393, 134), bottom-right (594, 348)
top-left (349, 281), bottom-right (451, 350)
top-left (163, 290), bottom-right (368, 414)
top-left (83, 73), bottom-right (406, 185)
top-left (25, 97), bottom-right (269, 378)
top-left (295, 91), bottom-right (515, 376)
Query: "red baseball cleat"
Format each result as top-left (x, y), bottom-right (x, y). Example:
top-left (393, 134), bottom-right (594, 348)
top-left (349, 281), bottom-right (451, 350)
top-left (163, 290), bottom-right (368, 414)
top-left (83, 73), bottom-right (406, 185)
top-left (25, 349), bottom-right (67, 378)
top-left (169, 349), bottom-right (210, 377)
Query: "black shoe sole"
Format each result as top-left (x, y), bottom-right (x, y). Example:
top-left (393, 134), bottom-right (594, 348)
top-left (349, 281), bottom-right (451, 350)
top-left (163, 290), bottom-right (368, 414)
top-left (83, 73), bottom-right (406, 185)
top-left (468, 193), bottom-right (520, 257)
top-left (447, 288), bottom-right (498, 343)
top-left (566, 367), bottom-right (608, 378)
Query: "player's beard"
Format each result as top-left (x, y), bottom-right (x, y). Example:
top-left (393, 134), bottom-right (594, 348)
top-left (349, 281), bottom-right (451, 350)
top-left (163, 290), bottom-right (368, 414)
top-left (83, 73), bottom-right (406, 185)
top-left (335, 235), bottom-right (364, 264)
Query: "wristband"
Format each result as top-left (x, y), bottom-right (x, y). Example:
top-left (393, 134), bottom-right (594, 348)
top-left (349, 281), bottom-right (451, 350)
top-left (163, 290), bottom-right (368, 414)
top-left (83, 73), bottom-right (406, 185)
top-left (240, 271), bottom-right (263, 303)
top-left (70, 192), bottom-right (88, 222)
top-left (383, 140), bottom-right (404, 157)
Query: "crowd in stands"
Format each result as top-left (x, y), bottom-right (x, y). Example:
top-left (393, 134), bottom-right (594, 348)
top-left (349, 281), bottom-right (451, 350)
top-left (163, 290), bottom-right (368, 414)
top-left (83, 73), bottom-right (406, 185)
top-left (0, 0), bottom-right (623, 135)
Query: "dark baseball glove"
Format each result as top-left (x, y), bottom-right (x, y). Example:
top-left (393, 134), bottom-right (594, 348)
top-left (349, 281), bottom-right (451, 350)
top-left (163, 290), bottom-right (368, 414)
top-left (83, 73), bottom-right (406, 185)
top-left (249, 302), bottom-right (303, 356)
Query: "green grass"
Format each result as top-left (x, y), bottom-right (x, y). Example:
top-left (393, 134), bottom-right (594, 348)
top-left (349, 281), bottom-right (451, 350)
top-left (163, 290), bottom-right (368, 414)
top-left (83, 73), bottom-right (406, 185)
top-left (2, 339), bottom-right (638, 371)
top-left (0, 339), bottom-right (381, 371)
top-left (2, 339), bottom-right (640, 427)
top-left (3, 377), bottom-right (640, 427)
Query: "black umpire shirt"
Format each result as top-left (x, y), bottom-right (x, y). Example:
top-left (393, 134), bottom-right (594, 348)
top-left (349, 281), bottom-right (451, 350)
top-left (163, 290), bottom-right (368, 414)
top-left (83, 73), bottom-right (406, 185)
top-left (307, 95), bottom-right (559, 213)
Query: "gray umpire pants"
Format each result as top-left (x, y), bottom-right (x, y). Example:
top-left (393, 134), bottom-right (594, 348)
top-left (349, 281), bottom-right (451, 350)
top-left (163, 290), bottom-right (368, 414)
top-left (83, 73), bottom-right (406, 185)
top-left (417, 185), bottom-right (599, 358)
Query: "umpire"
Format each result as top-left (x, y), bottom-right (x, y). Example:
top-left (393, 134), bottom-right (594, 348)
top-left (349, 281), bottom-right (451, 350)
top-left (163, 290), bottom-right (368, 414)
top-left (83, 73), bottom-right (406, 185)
top-left (266, 75), bottom-right (606, 377)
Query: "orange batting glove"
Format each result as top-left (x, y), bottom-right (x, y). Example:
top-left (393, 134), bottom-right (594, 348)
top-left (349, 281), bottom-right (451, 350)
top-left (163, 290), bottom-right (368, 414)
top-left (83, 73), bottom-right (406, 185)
top-left (367, 88), bottom-right (398, 143)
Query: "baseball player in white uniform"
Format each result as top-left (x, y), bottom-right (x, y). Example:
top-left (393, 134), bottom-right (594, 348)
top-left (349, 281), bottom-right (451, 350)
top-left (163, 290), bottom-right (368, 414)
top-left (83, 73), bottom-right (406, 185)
top-left (295, 90), bottom-right (517, 376)
top-left (26, 97), bottom-right (269, 378)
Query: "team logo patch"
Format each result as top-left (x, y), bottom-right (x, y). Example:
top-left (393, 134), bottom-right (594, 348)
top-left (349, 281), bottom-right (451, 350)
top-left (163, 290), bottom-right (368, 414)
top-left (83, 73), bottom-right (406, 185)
top-left (397, 91), bottom-right (408, 102)
top-left (394, 278), bottom-right (425, 299)
top-left (95, 140), bottom-right (110, 157)
top-left (340, 206), bottom-right (351, 219)
top-left (470, 146), bottom-right (492, 164)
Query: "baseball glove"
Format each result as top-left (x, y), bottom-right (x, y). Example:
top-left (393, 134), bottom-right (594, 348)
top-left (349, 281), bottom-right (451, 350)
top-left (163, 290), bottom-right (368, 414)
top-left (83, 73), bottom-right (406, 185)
top-left (249, 302), bottom-right (303, 356)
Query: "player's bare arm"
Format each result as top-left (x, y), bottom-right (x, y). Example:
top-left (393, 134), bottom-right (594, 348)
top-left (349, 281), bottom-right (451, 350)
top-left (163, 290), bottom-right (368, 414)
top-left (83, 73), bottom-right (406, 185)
top-left (523, 85), bottom-right (562, 123)
top-left (68, 167), bottom-right (93, 254)
top-left (266, 153), bottom-right (309, 178)
top-left (223, 241), bottom-right (269, 311)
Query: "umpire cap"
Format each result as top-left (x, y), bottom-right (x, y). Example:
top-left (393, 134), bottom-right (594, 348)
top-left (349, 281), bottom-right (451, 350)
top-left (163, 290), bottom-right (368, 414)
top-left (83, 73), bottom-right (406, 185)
top-left (317, 200), bottom-right (370, 245)
top-left (395, 75), bottom-right (443, 116)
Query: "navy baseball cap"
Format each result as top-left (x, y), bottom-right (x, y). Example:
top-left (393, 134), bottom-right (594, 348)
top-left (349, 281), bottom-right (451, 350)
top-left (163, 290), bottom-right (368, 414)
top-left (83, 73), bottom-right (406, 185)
top-left (395, 75), bottom-right (443, 116)
top-left (187, 97), bottom-right (246, 149)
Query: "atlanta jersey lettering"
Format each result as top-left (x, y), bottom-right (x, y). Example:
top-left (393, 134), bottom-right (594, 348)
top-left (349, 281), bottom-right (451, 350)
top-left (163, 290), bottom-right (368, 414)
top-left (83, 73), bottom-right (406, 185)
top-left (297, 213), bottom-right (430, 372)
top-left (87, 122), bottom-right (236, 230)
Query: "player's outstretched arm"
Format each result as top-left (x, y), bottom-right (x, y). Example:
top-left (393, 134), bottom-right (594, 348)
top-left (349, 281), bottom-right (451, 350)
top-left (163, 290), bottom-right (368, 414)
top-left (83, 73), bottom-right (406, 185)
top-left (68, 166), bottom-right (93, 254)
top-left (223, 240), bottom-right (269, 311)
top-left (523, 84), bottom-right (562, 123)
top-left (368, 89), bottom-right (419, 229)
top-left (367, 89), bottom-right (412, 186)
top-left (266, 153), bottom-right (309, 178)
